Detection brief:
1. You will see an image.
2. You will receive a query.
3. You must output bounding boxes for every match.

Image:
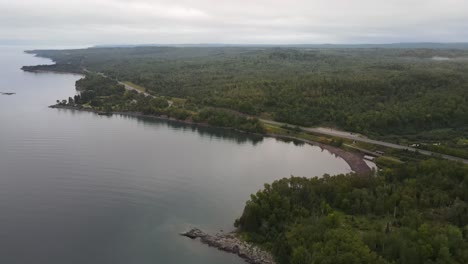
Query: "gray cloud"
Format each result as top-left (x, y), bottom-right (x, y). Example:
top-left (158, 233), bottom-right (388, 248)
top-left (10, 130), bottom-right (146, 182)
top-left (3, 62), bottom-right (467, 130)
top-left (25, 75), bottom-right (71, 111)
top-left (1, 0), bottom-right (467, 45)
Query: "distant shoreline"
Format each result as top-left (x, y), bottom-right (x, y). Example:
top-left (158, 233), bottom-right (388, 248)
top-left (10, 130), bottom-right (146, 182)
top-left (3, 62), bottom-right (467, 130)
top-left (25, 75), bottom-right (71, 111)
top-left (20, 67), bottom-right (84, 76)
top-left (50, 104), bottom-right (372, 175)
top-left (1, 92), bottom-right (16, 95)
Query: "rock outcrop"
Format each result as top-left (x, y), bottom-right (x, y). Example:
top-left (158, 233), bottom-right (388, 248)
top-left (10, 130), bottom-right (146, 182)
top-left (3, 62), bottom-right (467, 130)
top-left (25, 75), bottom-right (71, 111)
top-left (181, 228), bottom-right (275, 264)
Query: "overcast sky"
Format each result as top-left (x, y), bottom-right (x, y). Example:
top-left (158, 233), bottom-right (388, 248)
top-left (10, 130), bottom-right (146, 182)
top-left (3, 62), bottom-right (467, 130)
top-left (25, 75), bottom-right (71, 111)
top-left (1, 0), bottom-right (467, 45)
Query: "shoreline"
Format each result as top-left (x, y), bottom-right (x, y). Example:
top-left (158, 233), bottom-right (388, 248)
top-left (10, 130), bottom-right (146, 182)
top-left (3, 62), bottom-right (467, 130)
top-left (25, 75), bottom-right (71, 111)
top-left (21, 68), bottom-right (84, 76)
top-left (181, 228), bottom-right (275, 264)
top-left (49, 104), bottom-right (372, 175)
top-left (269, 133), bottom-right (371, 175)
top-left (22, 55), bottom-right (371, 175)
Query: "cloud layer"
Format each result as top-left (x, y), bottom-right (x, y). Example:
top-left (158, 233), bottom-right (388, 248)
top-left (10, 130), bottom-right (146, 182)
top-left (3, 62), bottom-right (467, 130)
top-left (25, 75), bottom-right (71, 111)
top-left (1, 0), bottom-right (467, 45)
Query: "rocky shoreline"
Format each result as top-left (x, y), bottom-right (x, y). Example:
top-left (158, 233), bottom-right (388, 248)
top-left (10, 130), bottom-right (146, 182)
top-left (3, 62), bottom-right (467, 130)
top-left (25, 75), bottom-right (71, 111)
top-left (181, 228), bottom-right (275, 264)
top-left (269, 133), bottom-right (371, 175)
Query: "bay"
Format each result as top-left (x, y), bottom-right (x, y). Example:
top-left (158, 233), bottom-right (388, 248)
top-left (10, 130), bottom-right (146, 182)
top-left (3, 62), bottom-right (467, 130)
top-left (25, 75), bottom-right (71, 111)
top-left (0, 46), bottom-right (351, 264)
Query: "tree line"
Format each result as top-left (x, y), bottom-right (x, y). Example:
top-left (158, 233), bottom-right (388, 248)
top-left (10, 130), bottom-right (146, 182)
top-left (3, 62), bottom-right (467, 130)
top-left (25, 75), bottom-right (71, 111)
top-left (235, 159), bottom-right (468, 263)
top-left (27, 46), bottom-right (468, 139)
top-left (57, 73), bottom-right (265, 133)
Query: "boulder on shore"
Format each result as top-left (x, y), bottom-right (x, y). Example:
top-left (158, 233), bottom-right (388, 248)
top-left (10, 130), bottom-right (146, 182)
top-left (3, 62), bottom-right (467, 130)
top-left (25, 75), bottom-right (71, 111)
top-left (180, 228), bottom-right (275, 264)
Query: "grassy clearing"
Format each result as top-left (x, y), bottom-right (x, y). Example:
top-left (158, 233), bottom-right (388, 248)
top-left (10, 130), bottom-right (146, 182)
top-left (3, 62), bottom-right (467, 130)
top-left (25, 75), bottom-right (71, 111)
top-left (264, 123), bottom-right (341, 145)
top-left (166, 97), bottom-right (187, 107)
top-left (122, 81), bottom-right (146, 93)
top-left (375, 156), bottom-right (404, 168)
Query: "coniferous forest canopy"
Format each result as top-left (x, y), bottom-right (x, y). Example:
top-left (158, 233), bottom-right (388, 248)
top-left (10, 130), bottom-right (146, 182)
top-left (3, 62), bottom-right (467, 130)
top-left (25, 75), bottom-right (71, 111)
top-left (22, 46), bottom-right (468, 263)
top-left (62, 73), bottom-right (266, 133)
top-left (24, 46), bottom-right (468, 139)
top-left (235, 159), bottom-right (468, 264)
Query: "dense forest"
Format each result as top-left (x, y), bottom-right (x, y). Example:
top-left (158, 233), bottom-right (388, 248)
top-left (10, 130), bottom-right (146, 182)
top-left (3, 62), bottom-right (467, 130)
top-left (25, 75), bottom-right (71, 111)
top-left (235, 159), bottom-right (468, 264)
top-left (25, 47), bottom-right (468, 137)
top-left (24, 46), bottom-right (468, 157)
top-left (58, 73), bottom-right (264, 133)
top-left (23, 46), bottom-right (468, 263)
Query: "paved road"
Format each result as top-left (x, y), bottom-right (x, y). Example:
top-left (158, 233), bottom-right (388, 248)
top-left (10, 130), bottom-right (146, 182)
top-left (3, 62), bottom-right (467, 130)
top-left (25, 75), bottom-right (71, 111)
top-left (261, 119), bottom-right (468, 164)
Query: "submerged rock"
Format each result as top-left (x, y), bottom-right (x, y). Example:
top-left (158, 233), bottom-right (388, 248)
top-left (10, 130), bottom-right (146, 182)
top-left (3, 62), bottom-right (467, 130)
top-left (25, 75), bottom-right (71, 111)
top-left (181, 228), bottom-right (275, 264)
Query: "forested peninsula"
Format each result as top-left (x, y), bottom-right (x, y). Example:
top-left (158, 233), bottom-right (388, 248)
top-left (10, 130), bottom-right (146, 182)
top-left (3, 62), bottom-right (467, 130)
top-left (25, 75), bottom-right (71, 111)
top-left (23, 46), bottom-right (468, 159)
top-left (23, 46), bottom-right (468, 263)
top-left (234, 159), bottom-right (468, 264)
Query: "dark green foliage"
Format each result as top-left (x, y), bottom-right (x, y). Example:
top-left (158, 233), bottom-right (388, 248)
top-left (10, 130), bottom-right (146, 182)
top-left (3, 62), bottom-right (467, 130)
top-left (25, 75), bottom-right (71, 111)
top-left (75, 74), bottom-right (125, 96)
top-left (194, 109), bottom-right (265, 133)
top-left (167, 108), bottom-right (191, 120)
top-left (73, 73), bottom-right (125, 106)
top-left (21, 63), bottom-right (82, 74)
top-left (236, 160), bottom-right (468, 263)
top-left (30, 46), bottom-right (468, 262)
top-left (60, 74), bottom-right (265, 133)
top-left (28, 47), bottom-right (468, 138)
top-left (419, 144), bottom-right (468, 159)
top-left (330, 138), bottom-right (343, 147)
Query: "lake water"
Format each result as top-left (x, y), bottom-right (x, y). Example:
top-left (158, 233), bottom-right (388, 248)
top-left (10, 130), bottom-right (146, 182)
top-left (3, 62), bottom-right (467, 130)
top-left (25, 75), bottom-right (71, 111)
top-left (0, 46), bottom-right (351, 264)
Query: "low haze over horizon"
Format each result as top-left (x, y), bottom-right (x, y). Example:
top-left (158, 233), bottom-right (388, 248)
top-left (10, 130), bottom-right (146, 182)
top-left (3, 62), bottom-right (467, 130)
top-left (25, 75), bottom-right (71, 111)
top-left (1, 0), bottom-right (467, 45)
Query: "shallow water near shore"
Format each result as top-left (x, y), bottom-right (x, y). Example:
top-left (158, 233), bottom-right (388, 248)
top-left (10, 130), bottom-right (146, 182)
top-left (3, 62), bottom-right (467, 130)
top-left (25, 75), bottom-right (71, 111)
top-left (0, 46), bottom-right (351, 264)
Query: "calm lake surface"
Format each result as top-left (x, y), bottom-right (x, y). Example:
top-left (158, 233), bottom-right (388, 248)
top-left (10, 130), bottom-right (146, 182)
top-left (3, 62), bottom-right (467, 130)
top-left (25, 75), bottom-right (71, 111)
top-left (0, 46), bottom-right (351, 264)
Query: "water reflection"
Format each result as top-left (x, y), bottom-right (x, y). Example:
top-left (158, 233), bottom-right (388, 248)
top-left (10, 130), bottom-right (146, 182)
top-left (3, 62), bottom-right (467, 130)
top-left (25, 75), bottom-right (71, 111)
top-left (128, 115), bottom-right (265, 145)
top-left (0, 47), bottom-right (352, 264)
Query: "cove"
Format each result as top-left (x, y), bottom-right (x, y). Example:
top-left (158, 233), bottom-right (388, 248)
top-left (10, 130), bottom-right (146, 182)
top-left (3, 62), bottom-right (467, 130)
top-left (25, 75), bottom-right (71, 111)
top-left (0, 46), bottom-right (351, 264)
